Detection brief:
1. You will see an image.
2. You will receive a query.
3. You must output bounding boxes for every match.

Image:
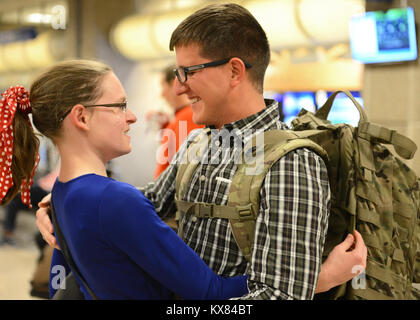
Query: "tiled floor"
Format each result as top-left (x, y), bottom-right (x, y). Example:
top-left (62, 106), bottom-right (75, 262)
top-left (0, 209), bottom-right (46, 300)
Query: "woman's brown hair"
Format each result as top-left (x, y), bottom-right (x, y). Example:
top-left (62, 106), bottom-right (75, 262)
top-left (30, 59), bottom-right (112, 140)
top-left (1, 112), bottom-right (40, 205)
top-left (2, 59), bottom-right (112, 205)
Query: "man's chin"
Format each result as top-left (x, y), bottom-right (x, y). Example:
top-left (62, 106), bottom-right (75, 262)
top-left (192, 116), bottom-right (204, 125)
top-left (191, 108), bottom-right (203, 125)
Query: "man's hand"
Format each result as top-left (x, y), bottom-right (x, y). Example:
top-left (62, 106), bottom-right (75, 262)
top-left (36, 193), bottom-right (60, 250)
top-left (316, 230), bottom-right (367, 293)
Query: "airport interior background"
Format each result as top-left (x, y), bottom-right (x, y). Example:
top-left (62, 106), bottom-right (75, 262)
top-left (0, 0), bottom-right (419, 299)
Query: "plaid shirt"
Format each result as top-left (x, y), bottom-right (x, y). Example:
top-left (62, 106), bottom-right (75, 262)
top-left (140, 100), bottom-right (330, 300)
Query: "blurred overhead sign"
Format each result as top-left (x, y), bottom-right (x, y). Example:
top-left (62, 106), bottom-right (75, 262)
top-left (0, 2), bottom-right (67, 30)
top-left (0, 28), bottom-right (37, 45)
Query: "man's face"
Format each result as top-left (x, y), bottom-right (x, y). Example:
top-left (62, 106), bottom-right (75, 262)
top-left (174, 44), bottom-right (230, 128)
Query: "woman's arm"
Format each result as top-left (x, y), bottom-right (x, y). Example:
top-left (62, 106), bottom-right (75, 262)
top-left (100, 182), bottom-right (248, 300)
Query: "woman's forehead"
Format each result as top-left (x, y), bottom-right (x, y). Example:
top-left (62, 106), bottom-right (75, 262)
top-left (98, 72), bottom-right (126, 101)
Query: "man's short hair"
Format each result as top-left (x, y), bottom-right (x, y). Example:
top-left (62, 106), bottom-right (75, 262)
top-left (169, 3), bottom-right (270, 93)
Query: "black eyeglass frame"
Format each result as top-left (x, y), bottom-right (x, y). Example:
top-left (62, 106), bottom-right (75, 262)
top-left (173, 58), bottom-right (252, 84)
top-left (59, 101), bottom-right (127, 123)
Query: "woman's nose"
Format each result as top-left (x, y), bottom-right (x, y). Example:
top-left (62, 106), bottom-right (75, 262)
top-left (126, 108), bottom-right (137, 124)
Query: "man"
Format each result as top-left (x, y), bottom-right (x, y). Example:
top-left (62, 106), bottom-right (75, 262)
top-left (36, 3), bottom-right (366, 299)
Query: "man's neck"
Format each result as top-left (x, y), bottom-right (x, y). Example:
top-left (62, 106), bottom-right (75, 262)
top-left (213, 92), bottom-right (266, 130)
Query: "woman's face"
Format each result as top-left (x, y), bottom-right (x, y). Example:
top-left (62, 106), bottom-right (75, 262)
top-left (87, 72), bottom-right (137, 162)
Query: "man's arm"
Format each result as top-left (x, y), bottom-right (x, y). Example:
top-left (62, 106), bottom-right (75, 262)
top-left (241, 148), bottom-right (330, 300)
top-left (138, 163), bottom-right (177, 220)
top-left (139, 128), bottom-right (204, 218)
top-left (36, 194), bottom-right (60, 250)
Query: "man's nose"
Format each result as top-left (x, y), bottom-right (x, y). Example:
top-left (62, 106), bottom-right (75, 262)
top-left (174, 78), bottom-right (188, 96)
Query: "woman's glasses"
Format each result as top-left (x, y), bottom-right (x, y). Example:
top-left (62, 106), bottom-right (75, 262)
top-left (59, 101), bottom-right (127, 123)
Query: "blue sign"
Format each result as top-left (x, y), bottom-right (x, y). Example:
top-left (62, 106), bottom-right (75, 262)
top-left (0, 28), bottom-right (37, 44)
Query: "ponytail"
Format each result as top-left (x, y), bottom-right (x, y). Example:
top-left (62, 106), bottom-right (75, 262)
top-left (0, 86), bottom-right (39, 207)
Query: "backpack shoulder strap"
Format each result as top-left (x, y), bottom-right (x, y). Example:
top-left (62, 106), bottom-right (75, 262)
top-left (175, 128), bottom-right (211, 199)
top-left (175, 128), bottom-right (211, 236)
top-left (228, 129), bottom-right (328, 261)
top-left (174, 129), bottom-right (328, 261)
top-left (50, 197), bottom-right (99, 300)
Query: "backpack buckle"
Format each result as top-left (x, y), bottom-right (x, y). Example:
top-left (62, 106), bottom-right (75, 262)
top-left (198, 203), bottom-right (214, 218)
top-left (236, 204), bottom-right (255, 221)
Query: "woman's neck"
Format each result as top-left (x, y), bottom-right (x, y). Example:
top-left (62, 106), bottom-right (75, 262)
top-left (58, 164), bottom-right (107, 183)
top-left (57, 143), bottom-right (108, 183)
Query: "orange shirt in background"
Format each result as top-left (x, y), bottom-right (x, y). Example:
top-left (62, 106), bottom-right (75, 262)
top-left (154, 105), bottom-right (204, 178)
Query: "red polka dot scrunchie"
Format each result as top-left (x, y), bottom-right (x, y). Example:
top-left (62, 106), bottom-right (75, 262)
top-left (0, 86), bottom-right (40, 208)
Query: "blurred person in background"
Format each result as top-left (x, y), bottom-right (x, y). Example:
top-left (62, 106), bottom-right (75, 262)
top-left (147, 64), bottom-right (204, 179)
top-left (1, 185), bottom-right (46, 246)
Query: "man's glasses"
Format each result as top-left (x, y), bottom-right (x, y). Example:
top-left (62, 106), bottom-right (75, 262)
top-left (173, 58), bottom-right (252, 84)
top-left (59, 101), bottom-right (127, 123)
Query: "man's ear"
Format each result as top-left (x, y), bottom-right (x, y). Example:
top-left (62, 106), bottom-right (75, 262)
top-left (68, 104), bottom-right (90, 130)
top-left (229, 57), bottom-right (247, 88)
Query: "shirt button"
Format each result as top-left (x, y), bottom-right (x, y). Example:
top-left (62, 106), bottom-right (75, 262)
top-left (214, 140), bottom-right (220, 147)
top-left (192, 216), bottom-right (197, 222)
top-left (200, 175), bottom-right (206, 181)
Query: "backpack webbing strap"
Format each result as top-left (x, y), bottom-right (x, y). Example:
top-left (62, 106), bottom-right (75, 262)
top-left (176, 200), bottom-right (256, 221)
top-left (358, 122), bottom-right (417, 160)
top-left (228, 131), bottom-right (329, 261)
top-left (50, 198), bottom-right (99, 300)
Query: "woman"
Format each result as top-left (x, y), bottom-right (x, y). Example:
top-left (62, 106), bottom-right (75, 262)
top-left (4, 59), bottom-right (366, 300)
top-left (3, 60), bottom-right (246, 300)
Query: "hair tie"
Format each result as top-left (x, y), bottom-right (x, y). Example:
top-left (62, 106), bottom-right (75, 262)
top-left (0, 86), bottom-right (39, 208)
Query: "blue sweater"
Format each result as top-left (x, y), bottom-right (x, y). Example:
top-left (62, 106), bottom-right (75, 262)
top-left (49, 174), bottom-right (247, 300)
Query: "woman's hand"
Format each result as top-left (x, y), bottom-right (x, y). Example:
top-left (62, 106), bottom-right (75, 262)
top-left (316, 230), bottom-right (367, 293)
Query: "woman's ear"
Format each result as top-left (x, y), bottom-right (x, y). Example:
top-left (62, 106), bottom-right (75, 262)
top-left (229, 57), bottom-right (247, 88)
top-left (68, 104), bottom-right (90, 130)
